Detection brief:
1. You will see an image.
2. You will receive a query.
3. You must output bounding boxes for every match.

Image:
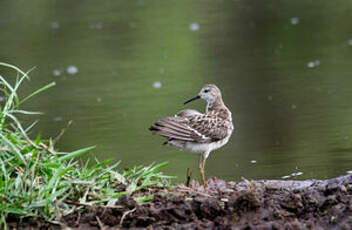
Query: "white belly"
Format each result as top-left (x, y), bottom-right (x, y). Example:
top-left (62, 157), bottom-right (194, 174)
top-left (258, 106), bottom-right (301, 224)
top-left (169, 134), bottom-right (231, 155)
top-left (168, 125), bottom-right (233, 158)
top-left (185, 137), bottom-right (230, 153)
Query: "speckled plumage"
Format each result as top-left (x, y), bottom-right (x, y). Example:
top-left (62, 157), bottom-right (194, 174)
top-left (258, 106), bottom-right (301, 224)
top-left (149, 84), bottom-right (234, 187)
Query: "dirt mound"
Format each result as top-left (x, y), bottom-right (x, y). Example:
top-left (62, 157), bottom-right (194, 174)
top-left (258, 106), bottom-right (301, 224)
top-left (8, 175), bottom-right (352, 229)
top-left (60, 175), bottom-right (352, 229)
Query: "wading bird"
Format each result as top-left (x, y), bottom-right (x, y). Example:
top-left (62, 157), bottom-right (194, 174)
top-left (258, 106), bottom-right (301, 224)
top-left (149, 84), bottom-right (234, 188)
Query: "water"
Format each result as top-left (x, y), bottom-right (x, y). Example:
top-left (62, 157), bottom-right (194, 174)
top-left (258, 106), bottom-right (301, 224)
top-left (1, 0), bottom-right (352, 182)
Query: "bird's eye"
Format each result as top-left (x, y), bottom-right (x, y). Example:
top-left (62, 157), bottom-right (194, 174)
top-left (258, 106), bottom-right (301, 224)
top-left (204, 89), bottom-right (210, 93)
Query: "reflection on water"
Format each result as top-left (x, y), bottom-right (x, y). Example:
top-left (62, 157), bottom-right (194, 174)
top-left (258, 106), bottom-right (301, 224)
top-left (290, 17), bottom-right (299, 25)
top-left (1, 0), bottom-right (352, 182)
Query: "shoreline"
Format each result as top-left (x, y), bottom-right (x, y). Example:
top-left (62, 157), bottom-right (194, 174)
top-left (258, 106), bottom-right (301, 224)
top-left (9, 174), bottom-right (352, 229)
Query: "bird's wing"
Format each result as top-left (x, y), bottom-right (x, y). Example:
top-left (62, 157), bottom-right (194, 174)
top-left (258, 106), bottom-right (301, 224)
top-left (187, 112), bottom-right (229, 142)
top-left (149, 110), bottom-right (230, 143)
top-left (149, 116), bottom-right (208, 142)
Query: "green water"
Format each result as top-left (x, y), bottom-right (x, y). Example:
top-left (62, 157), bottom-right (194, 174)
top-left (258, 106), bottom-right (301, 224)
top-left (1, 0), bottom-right (352, 182)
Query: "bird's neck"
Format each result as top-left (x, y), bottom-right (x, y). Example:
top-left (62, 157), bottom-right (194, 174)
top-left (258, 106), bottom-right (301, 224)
top-left (206, 96), bottom-right (225, 112)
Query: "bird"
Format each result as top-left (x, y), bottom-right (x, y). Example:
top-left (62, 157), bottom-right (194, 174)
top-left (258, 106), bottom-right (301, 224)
top-left (149, 84), bottom-right (234, 188)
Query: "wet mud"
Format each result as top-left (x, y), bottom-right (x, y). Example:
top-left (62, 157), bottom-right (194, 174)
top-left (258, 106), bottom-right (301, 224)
top-left (9, 175), bottom-right (352, 229)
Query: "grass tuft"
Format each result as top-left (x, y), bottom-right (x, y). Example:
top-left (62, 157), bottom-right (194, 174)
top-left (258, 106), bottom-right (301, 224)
top-left (0, 63), bottom-right (172, 229)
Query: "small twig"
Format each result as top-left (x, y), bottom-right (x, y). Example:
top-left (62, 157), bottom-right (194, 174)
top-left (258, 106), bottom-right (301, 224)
top-left (88, 191), bottom-right (102, 200)
top-left (39, 142), bottom-right (56, 155)
top-left (54, 120), bottom-right (73, 144)
top-left (24, 134), bottom-right (40, 149)
top-left (65, 200), bottom-right (91, 207)
top-left (96, 216), bottom-right (105, 230)
top-left (185, 168), bottom-right (192, 187)
top-left (15, 166), bottom-right (24, 174)
top-left (75, 212), bottom-right (81, 227)
top-left (177, 187), bottom-right (214, 197)
top-left (0, 147), bottom-right (10, 152)
top-left (65, 200), bottom-right (124, 209)
top-left (119, 208), bottom-right (136, 226)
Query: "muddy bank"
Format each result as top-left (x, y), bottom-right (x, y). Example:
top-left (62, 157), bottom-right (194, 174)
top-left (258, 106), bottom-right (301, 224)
top-left (10, 175), bottom-right (352, 229)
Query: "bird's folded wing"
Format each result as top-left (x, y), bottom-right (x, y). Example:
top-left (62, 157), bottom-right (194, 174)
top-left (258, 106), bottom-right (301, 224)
top-left (187, 114), bottom-right (229, 142)
top-left (150, 117), bottom-right (207, 142)
top-left (150, 113), bottom-right (228, 143)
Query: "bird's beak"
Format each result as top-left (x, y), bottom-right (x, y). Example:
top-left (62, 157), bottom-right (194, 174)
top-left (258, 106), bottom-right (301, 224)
top-left (184, 95), bottom-right (200, 105)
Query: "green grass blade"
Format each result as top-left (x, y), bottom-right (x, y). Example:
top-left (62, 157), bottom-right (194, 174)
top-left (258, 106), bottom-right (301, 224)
top-left (20, 82), bottom-right (56, 105)
top-left (0, 62), bottom-right (30, 80)
top-left (149, 162), bottom-right (168, 174)
top-left (0, 62), bottom-right (172, 226)
top-left (58, 146), bottom-right (95, 162)
top-left (10, 110), bottom-right (43, 115)
top-left (0, 133), bottom-right (26, 164)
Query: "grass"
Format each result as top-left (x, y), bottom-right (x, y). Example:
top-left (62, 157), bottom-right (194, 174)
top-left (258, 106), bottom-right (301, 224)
top-left (0, 63), bottom-right (171, 229)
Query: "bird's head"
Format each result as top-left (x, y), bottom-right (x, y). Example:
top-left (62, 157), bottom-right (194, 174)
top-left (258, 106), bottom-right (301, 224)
top-left (184, 84), bottom-right (222, 105)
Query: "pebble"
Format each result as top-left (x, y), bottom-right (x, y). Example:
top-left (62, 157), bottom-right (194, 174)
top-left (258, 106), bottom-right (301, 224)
top-left (53, 116), bottom-right (63, 122)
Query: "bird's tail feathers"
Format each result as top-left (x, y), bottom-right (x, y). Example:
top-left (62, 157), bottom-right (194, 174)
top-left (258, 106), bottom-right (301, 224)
top-left (149, 117), bottom-right (194, 142)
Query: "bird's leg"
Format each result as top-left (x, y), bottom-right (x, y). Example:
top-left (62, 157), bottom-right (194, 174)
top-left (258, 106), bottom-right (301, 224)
top-left (198, 154), bottom-right (203, 181)
top-left (199, 154), bottom-right (208, 188)
top-left (202, 156), bottom-right (208, 188)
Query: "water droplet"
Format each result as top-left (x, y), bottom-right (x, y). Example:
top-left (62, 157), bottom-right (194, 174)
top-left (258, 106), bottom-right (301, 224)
top-left (307, 61), bottom-right (315, 68)
top-left (348, 40), bottom-right (352, 46)
top-left (291, 172), bottom-right (303, 176)
top-left (290, 17), bottom-right (299, 25)
top-left (95, 22), bottom-right (103, 29)
top-left (291, 104), bottom-right (297, 109)
top-left (97, 97), bottom-right (102, 102)
top-left (153, 81), bottom-right (162, 89)
top-left (267, 95), bottom-right (273, 101)
top-left (67, 66), bottom-right (78, 75)
top-left (159, 68), bottom-right (165, 74)
top-left (281, 175), bottom-right (291, 179)
top-left (344, 136), bottom-right (349, 140)
top-left (50, 21), bottom-right (60, 29)
top-left (52, 69), bottom-right (61, 76)
top-left (250, 160), bottom-right (257, 164)
top-left (189, 23), bottom-right (200, 31)
top-left (53, 116), bottom-right (63, 122)
top-left (314, 60), bottom-right (320, 66)
top-left (89, 22), bottom-right (103, 29)
top-left (129, 22), bottom-right (136, 28)
top-left (0, 96), bottom-right (4, 102)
